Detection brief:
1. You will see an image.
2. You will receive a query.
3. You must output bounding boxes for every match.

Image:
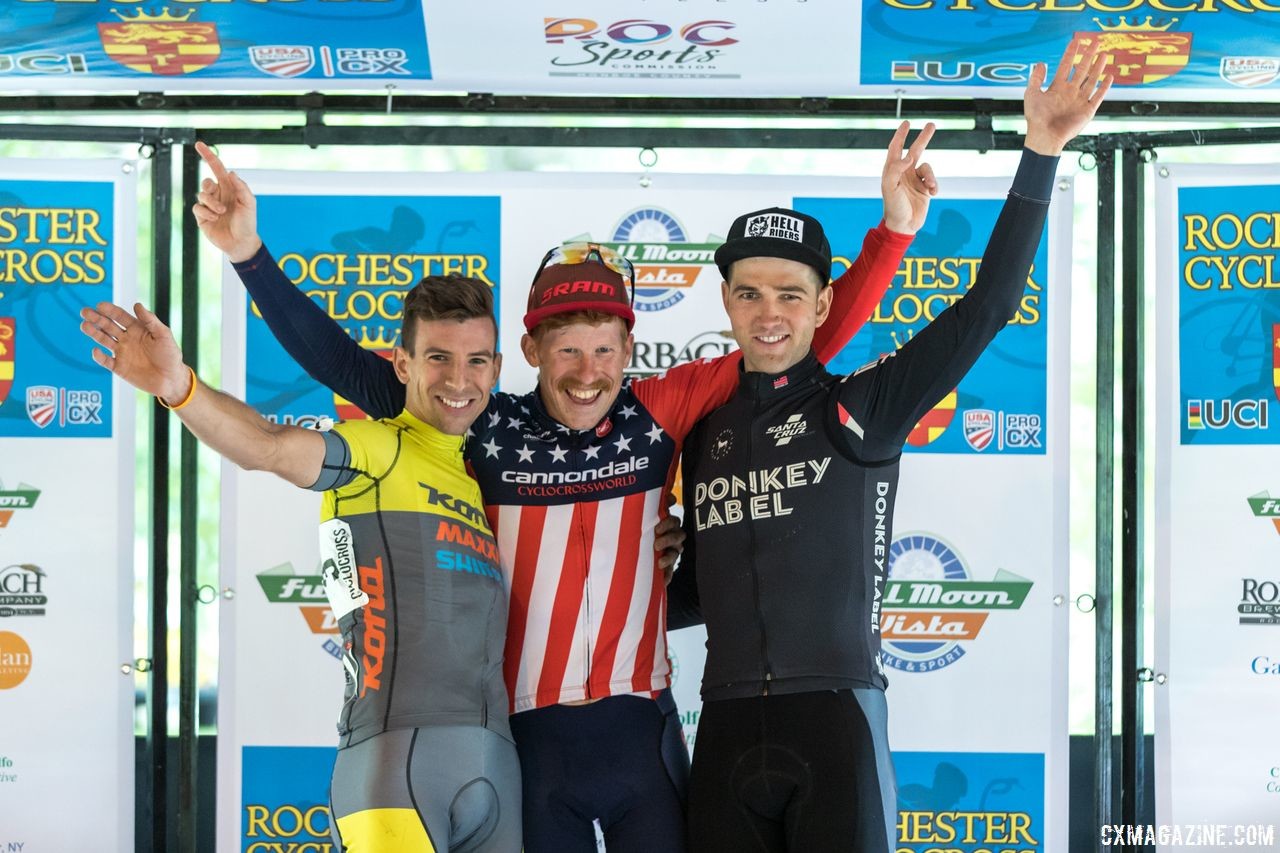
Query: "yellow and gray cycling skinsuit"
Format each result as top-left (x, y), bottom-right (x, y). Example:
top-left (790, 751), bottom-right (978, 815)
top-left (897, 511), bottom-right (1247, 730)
top-left (309, 410), bottom-right (520, 852)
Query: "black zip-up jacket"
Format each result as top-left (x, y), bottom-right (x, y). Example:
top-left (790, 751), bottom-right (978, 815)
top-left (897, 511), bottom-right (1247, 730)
top-left (669, 149), bottom-right (1058, 700)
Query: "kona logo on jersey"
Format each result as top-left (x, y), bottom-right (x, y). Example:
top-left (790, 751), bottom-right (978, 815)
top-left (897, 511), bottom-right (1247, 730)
top-left (693, 458), bottom-right (831, 530)
top-left (1186, 398), bottom-right (1269, 430)
top-left (765, 414), bottom-right (808, 446)
top-left (359, 557), bottom-right (387, 696)
top-left (880, 534), bottom-right (1033, 673)
top-left (1247, 492), bottom-right (1280, 537)
top-left (0, 564), bottom-right (48, 618)
top-left (1240, 578), bottom-right (1280, 625)
top-left (419, 484), bottom-right (487, 527)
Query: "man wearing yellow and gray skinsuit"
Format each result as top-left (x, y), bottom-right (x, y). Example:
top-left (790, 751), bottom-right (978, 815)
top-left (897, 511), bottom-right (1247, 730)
top-left (80, 276), bottom-right (520, 852)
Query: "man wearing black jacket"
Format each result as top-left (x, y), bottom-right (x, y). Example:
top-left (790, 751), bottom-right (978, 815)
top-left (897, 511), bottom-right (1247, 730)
top-left (668, 43), bottom-right (1111, 853)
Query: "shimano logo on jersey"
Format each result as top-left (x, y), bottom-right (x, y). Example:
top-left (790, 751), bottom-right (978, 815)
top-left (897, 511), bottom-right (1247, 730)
top-left (870, 481), bottom-right (890, 634)
top-left (745, 212), bottom-right (803, 243)
top-left (693, 457), bottom-right (831, 530)
top-left (500, 455), bottom-right (649, 485)
top-left (419, 483), bottom-right (487, 527)
top-left (766, 414), bottom-right (808, 446)
top-left (319, 518), bottom-right (369, 620)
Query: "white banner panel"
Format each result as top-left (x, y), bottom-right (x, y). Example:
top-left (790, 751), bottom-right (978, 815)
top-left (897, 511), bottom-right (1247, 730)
top-left (1155, 165), bottom-right (1280, 847)
top-left (216, 169), bottom-right (1069, 851)
top-left (0, 158), bottom-right (136, 852)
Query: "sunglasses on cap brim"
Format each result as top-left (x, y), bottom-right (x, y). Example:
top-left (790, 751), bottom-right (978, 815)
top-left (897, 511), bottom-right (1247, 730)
top-left (532, 242), bottom-right (637, 300)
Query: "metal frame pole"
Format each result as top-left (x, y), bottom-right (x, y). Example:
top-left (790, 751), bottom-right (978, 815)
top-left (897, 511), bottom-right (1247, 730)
top-left (1093, 144), bottom-right (1118, 850)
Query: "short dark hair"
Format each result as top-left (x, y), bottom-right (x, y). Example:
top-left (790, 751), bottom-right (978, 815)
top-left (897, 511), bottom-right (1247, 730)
top-left (401, 274), bottom-right (497, 354)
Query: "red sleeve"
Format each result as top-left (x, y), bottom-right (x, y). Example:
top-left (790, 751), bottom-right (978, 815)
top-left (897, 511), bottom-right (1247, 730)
top-left (630, 351), bottom-right (743, 442)
top-left (814, 221), bottom-right (913, 363)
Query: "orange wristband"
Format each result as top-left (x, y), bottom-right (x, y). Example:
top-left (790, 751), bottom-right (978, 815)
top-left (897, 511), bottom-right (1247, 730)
top-left (159, 366), bottom-right (198, 411)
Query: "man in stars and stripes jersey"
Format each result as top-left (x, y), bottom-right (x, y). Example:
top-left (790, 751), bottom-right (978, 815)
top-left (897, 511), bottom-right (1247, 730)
top-left (191, 127), bottom-right (936, 851)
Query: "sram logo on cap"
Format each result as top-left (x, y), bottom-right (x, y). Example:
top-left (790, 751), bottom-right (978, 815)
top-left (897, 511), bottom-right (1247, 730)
top-left (744, 213), bottom-right (804, 243)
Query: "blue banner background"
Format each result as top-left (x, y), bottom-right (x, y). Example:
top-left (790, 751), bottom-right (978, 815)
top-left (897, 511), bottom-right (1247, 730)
top-left (795, 195), bottom-right (1050, 455)
top-left (860, 4), bottom-right (1280, 94)
top-left (241, 745), bottom-right (336, 850)
top-left (1176, 184), bottom-right (1280, 445)
top-left (0, 179), bottom-right (115, 438)
top-left (247, 193), bottom-right (501, 423)
top-left (893, 751), bottom-right (1046, 852)
top-left (2, 0), bottom-right (430, 82)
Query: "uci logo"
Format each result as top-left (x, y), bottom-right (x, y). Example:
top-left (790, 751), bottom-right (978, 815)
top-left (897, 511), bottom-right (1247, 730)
top-left (544, 19), bottom-right (738, 47)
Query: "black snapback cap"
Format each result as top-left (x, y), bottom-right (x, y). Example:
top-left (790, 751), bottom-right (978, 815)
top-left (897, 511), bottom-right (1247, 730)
top-left (714, 207), bottom-right (832, 285)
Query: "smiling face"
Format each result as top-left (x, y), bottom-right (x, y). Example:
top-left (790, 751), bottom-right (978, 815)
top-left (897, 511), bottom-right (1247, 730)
top-left (394, 316), bottom-right (501, 435)
top-left (722, 256), bottom-right (832, 375)
top-left (521, 313), bottom-right (632, 431)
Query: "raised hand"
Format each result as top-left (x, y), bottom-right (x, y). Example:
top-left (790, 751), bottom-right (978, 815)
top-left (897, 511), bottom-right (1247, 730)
top-left (80, 302), bottom-right (192, 403)
top-left (1024, 42), bottom-right (1112, 156)
top-left (192, 141), bottom-right (262, 263)
top-left (882, 121), bottom-right (938, 235)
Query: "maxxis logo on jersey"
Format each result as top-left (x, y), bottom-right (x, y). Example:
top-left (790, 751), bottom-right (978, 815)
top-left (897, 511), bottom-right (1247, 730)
top-left (574, 208), bottom-right (720, 313)
top-left (880, 533), bottom-right (1032, 673)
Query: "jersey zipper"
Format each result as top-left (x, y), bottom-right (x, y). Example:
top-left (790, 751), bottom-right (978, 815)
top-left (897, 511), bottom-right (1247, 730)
top-left (745, 401), bottom-right (774, 695)
top-left (573, 429), bottom-right (595, 700)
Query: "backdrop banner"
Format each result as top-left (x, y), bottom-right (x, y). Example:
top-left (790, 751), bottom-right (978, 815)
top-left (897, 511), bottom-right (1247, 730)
top-left (216, 169), bottom-right (1070, 851)
top-left (1155, 165), bottom-right (1280, 847)
top-left (0, 158), bottom-right (136, 853)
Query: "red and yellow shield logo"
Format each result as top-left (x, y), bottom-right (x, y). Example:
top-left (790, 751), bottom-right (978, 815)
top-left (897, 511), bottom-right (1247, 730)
top-left (1071, 20), bottom-right (1193, 86)
top-left (0, 318), bottom-right (13, 409)
top-left (906, 388), bottom-right (956, 447)
top-left (98, 9), bottom-right (220, 76)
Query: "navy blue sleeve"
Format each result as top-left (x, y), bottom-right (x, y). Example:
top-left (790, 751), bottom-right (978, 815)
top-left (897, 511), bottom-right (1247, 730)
top-left (835, 148), bottom-right (1059, 462)
top-left (666, 438), bottom-right (704, 630)
top-left (233, 244), bottom-right (405, 419)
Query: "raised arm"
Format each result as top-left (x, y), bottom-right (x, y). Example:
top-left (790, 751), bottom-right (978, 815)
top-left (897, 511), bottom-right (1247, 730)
top-left (80, 300), bottom-right (324, 488)
top-left (813, 121), bottom-right (936, 361)
top-left (192, 142), bottom-right (404, 419)
top-left (834, 42), bottom-right (1110, 461)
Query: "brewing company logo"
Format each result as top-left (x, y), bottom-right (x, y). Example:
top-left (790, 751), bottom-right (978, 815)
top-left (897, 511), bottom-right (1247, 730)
top-left (1186, 398), bottom-right (1269, 431)
top-left (880, 533), bottom-right (1033, 672)
top-left (1069, 18), bottom-right (1193, 86)
top-left (257, 563), bottom-right (343, 661)
top-left (573, 208), bottom-right (719, 312)
top-left (625, 330), bottom-right (735, 379)
top-left (963, 409), bottom-right (995, 451)
top-left (0, 564), bottom-right (48, 619)
top-left (0, 631), bottom-right (32, 689)
top-left (98, 8), bottom-right (221, 77)
top-left (1221, 57), bottom-right (1280, 88)
top-left (1239, 577), bottom-right (1280, 626)
top-left (0, 318), bottom-right (13, 408)
top-left (1247, 491), bottom-right (1280, 538)
top-left (25, 386), bottom-right (104, 429)
top-left (0, 482), bottom-right (40, 532)
top-left (544, 17), bottom-right (740, 80)
top-left (249, 46), bottom-right (314, 78)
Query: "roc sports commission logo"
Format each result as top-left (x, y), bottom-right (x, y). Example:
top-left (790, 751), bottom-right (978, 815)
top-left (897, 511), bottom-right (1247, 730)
top-left (256, 563), bottom-right (343, 661)
top-left (880, 533), bottom-right (1033, 672)
top-left (544, 17), bottom-right (740, 80)
top-left (574, 208), bottom-right (721, 312)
